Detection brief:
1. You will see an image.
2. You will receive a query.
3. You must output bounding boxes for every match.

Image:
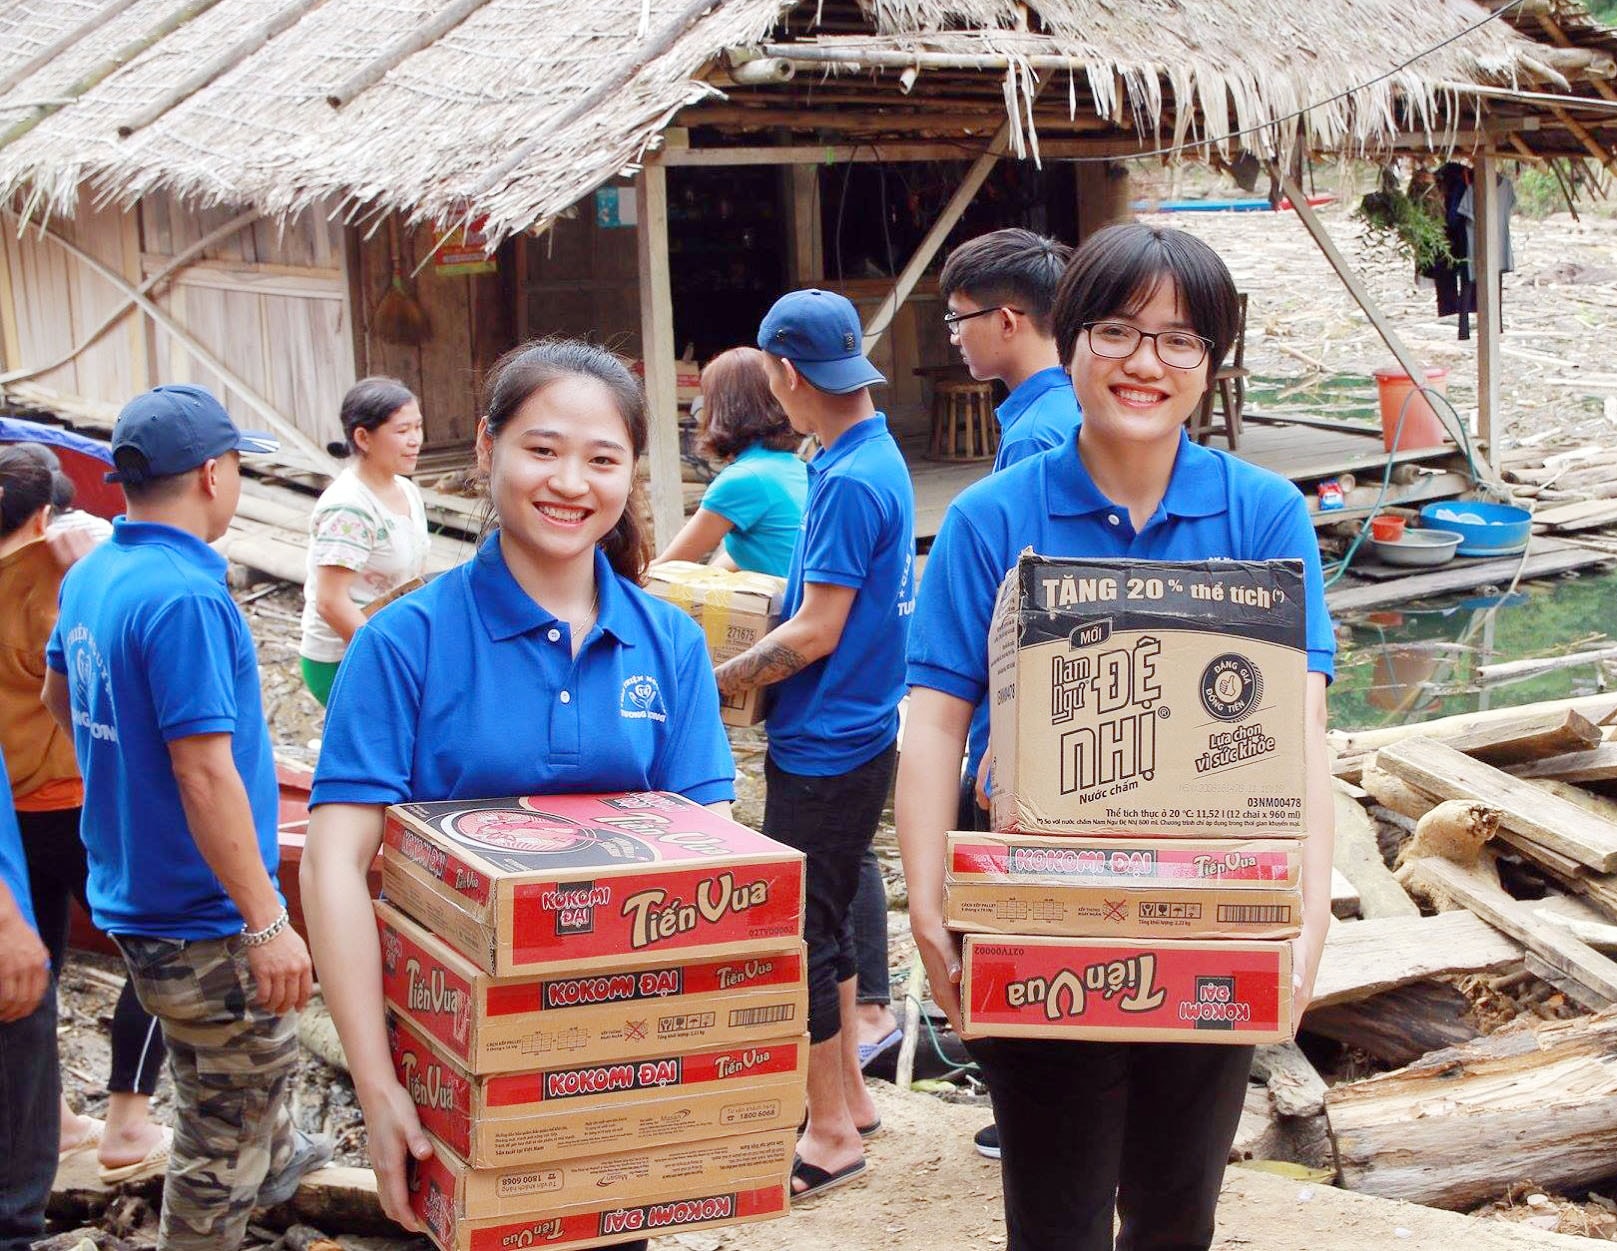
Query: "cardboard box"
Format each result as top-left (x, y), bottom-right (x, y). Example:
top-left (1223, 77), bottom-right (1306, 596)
top-left (389, 1010), bottom-right (808, 1167)
top-left (961, 934), bottom-right (1292, 1044)
top-left (410, 1127), bottom-right (792, 1227)
top-left (377, 900), bottom-right (807, 1072)
top-left (988, 555), bottom-right (1309, 836)
top-left (643, 562), bottom-right (785, 727)
top-left (381, 791), bottom-right (804, 976)
top-left (944, 831), bottom-right (1302, 939)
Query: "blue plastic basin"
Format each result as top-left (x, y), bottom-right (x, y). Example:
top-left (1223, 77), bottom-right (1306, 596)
top-left (1418, 501), bottom-right (1532, 558)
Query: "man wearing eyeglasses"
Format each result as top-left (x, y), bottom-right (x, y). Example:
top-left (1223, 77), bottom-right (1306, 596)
top-left (939, 229), bottom-right (1079, 473)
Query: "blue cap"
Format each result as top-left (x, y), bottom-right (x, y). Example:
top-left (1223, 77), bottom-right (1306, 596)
top-left (757, 289), bottom-right (886, 395)
top-left (105, 385), bottom-right (278, 484)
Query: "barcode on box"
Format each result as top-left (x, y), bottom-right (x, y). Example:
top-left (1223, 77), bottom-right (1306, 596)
top-left (1217, 904), bottom-right (1294, 924)
top-left (729, 1004), bottom-right (796, 1027)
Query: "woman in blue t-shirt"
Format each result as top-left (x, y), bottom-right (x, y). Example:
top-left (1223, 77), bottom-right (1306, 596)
top-left (299, 341), bottom-right (736, 1244)
top-left (653, 347), bottom-right (806, 577)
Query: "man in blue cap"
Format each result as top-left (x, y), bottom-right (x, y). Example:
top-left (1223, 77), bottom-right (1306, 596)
top-left (43, 385), bottom-right (329, 1251)
top-left (717, 290), bottom-right (916, 1202)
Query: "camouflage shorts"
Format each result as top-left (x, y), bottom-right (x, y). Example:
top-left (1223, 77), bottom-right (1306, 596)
top-left (118, 934), bottom-right (300, 1251)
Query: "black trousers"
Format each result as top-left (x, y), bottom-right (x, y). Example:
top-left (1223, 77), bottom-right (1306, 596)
top-left (965, 1037), bottom-right (1254, 1251)
top-left (764, 743), bottom-right (898, 1043)
top-left (18, 805), bottom-right (166, 1095)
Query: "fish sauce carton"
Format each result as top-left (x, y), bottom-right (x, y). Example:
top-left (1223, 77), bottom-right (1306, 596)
top-left (988, 554), bottom-right (1308, 836)
top-left (943, 832), bottom-right (1303, 941)
top-left (409, 1128), bottom-right (791, 1251)
top-left (377, 899), bottom-right (807, 1072)
top-left (962, 934), bottom-right (1292, 1044)
top-left (380, 791), bottom-right (804, 977)
top-left (387, 1009), bottom-right (808, 1168)
top-left (643, 562), bottom-right (785, 726)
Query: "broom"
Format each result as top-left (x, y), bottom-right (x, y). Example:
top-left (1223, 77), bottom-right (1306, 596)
top-left (374, 216), bottom-right (430, 346)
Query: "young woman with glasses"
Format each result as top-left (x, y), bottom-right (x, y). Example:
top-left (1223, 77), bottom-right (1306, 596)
top-left (897, 222), bottom-right (1336, 1251)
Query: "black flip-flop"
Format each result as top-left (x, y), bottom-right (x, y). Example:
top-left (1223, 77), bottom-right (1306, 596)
top-left (796, 1116), bottom-right (882, 1139)
top-left (790, 1154), bottom-right (868, 1203)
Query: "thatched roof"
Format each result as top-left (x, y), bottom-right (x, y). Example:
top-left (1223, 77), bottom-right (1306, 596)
top-left (0, 0), bottom-right (1596, 239)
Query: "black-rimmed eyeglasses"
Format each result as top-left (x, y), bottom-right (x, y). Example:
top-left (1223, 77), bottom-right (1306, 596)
top-left (1082, 321), bottom-right (1212, 370)
top-left (943, 306), bottom-right (1025, 336)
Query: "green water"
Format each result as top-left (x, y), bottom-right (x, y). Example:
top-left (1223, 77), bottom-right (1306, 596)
top-left (1330, 565), bottom-right (1617, 731)
top-left (1247, 372), bottom-right (1381, 427)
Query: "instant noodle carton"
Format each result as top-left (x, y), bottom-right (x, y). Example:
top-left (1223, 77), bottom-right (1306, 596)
top-left (408, 1128), bottom-right (791, 1251)
top-left (376, 900), bottom-right (807, 1072)
top-left (380, 791), bottom-right (805, 977)
top-left (944, 832), bottom-right (1303, 940)
top-left (987, 554), bottom-right (1309, 836)
top-left (388, 1010), bottom-right (808, 1167)
top-left (961, 934), bottom-right (1292, 1045)
top-left (644, 562), bottom-right (785, 726)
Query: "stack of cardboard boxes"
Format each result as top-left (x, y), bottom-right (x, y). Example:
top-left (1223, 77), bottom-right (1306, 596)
top-left (951, 555), bottom-right (1309, 1045)
top-left (643, 563), bottom-right (786, 727)
top-left (376, 790), bottom-right (809, 1250)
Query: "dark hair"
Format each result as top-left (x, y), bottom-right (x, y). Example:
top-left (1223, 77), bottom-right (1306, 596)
top-left (328, 376), bottom-right (417, 459)
top-left (482, 339), bottom-right (651, 583)
top-left (940, 228), bottom-right (1074, 335)
top-left (2, 441), bottom-right (76, 512)
top-left (0, 445), bottom-right (56, 539)
top-left (696, 347), bottom-right (797, 460)
top-left (1052, 223), bottom-right (1240, 386)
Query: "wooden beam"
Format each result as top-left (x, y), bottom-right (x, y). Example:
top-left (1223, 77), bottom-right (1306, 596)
top-left (1276, 166), bottom-right (1486, 474)
top-left (118, 0), bottom-right (325, 135)
top-left (1511, 743), bottom-right (1617, 784)
top-left (1474, 151), bottom-right (1500, 468)
top-left (635, 159), bottom-right (683, 550)
top-left (1375, 737), bottom-right (1617, 872)
top-left (862, 111), bottom-right (1019, 353)
top-left (1309, 910), bottom-right (1522, 1009)
top-left (786, 165), bottom-right (823, 284)
top-left (325, 0), bottom-right (495, 108)
top-left (0, 0), bottom-right (144, 95)
top-left (0, 0), bottom-right (225, 153)
top-left (1540, 13), bottom-right (1617, 103)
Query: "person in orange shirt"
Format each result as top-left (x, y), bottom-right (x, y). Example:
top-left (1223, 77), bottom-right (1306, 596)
top-left (0, 445), bottom-right (170, 1184)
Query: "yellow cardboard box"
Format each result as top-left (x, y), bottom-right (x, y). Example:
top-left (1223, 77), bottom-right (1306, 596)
top-left (643, 562), bottom-right (785, 727)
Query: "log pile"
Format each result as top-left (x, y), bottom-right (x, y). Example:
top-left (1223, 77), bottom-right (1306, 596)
top-left (1263, 695), bottom-right (1617, 1216)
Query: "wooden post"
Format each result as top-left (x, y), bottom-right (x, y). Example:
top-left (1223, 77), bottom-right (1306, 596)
top-left (1277, 168), bottom-right (1498, 484)
top-left (1473, 152), bottom-right (1501, 471)
top-left (1077, 160), bottom-right (1131, 243)
top-left (786, 165), bottom-right (823, 284)
top-left (861, 116), bottom-right (1014, 354)
top-left (636, 158), bottom-right (683, 549)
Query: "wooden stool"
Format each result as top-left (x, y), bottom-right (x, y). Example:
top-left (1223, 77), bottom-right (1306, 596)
top-left (930, 380), bottom-right (998, 462)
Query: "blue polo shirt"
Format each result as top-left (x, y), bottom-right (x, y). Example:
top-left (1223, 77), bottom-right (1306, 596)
top-left (701, 443), bottom-right (808, 577)
top-left (311, 539), bottom-right (735, 808)
top-left (913, 431), bottom-right (1336, 786)
top-left (0, 760), bottom-right (37, 938)
top-left (766, 414), bottom-right (916, 777)
top-left (46, 520), bottom-right (280, 940)
top-left (994, 366), bottom-right (1082, 471)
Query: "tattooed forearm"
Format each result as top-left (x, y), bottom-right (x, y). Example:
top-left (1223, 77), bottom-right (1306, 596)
top-left (715, 642), bottom-right (810, 695)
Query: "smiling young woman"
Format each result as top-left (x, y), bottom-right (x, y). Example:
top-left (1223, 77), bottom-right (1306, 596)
top-left (299, 341), bottom-right (736, 1248)
top-left (897, 223), bottom-right (1336, 1251)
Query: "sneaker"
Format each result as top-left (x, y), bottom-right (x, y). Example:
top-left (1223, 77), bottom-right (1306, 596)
top-left (973, 1123), bottom-right (1000, 1160)
top-left (255, 1129), bottom-right (335, 1208)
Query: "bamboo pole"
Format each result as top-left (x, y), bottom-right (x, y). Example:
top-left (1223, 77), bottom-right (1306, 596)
top-left (0, 209), bottom-right (264, 388)
top-left (0, 208), bottom-right (332, 473)
top-left (118, 0), bottom-right (327, 136)
top-left (326, 0), bottom-right (495, 109)
top-left (0, 0), bottom-right (144, 96)
top-left (1474, 151), bottom-right (1501, 469)
top-left (1539, 14), bottom-right (1617, 103)
top-left (0, 0), bottom-right (226, 154)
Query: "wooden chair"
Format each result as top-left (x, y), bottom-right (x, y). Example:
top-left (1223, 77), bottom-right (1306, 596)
top-left (930, 380), bottom-right (998, 462)
top-left (1189, 293), bottom-right (1250, 450)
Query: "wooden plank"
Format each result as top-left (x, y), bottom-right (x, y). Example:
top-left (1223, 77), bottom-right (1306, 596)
top-left (1378, 738), bottom-right (1617, 871)
top-left (1331, 867), bottom-right (1361, 919)
top-left (636, 157), bottom-right (683, 549)
top-left (1326, 542), bottom-right (1611, 614)
top-left (1331, 696), bottom-right (1617, 758)
top-left (0, 210), bottom-right (23, 372)
top-left (1309, 911), bottom-right (1522, 1009)
top-left (1332, 785), bottom-right (1419, 919)
top-left (1304, 980), bottom-right (1479, 1066)
top-left (1510, 743), bottom-right (1617, 784)
top-left (1401, 856), bottom-right (1617, 1005)
top-left (1533, 497), bottom-right (1617, 531)
top-left (1438, 707), bottom-right (1603, 767)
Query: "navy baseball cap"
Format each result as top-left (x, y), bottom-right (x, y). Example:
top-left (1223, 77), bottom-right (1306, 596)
top-left (757, 289), bottom-right (886, 395)
top-left (105, 385), bottom-right (278, 484)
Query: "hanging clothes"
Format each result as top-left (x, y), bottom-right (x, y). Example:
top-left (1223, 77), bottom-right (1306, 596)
top-left (1456, 175), bottom-right (1516, 279)
top-left (1421, 163), bottom-right (1475, 336)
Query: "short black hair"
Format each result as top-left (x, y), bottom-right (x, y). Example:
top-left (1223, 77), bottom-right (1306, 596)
top-left (329, 376), bottom-right (417, 459)
top-left (118, 469), bottom-right (193, 504)
top-left (0, 446), bottom-right (54, 538)
top-left (1052, 224), bottom-right (1240, 385)
top-left (939, 228), bottom-right (1074, 335)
